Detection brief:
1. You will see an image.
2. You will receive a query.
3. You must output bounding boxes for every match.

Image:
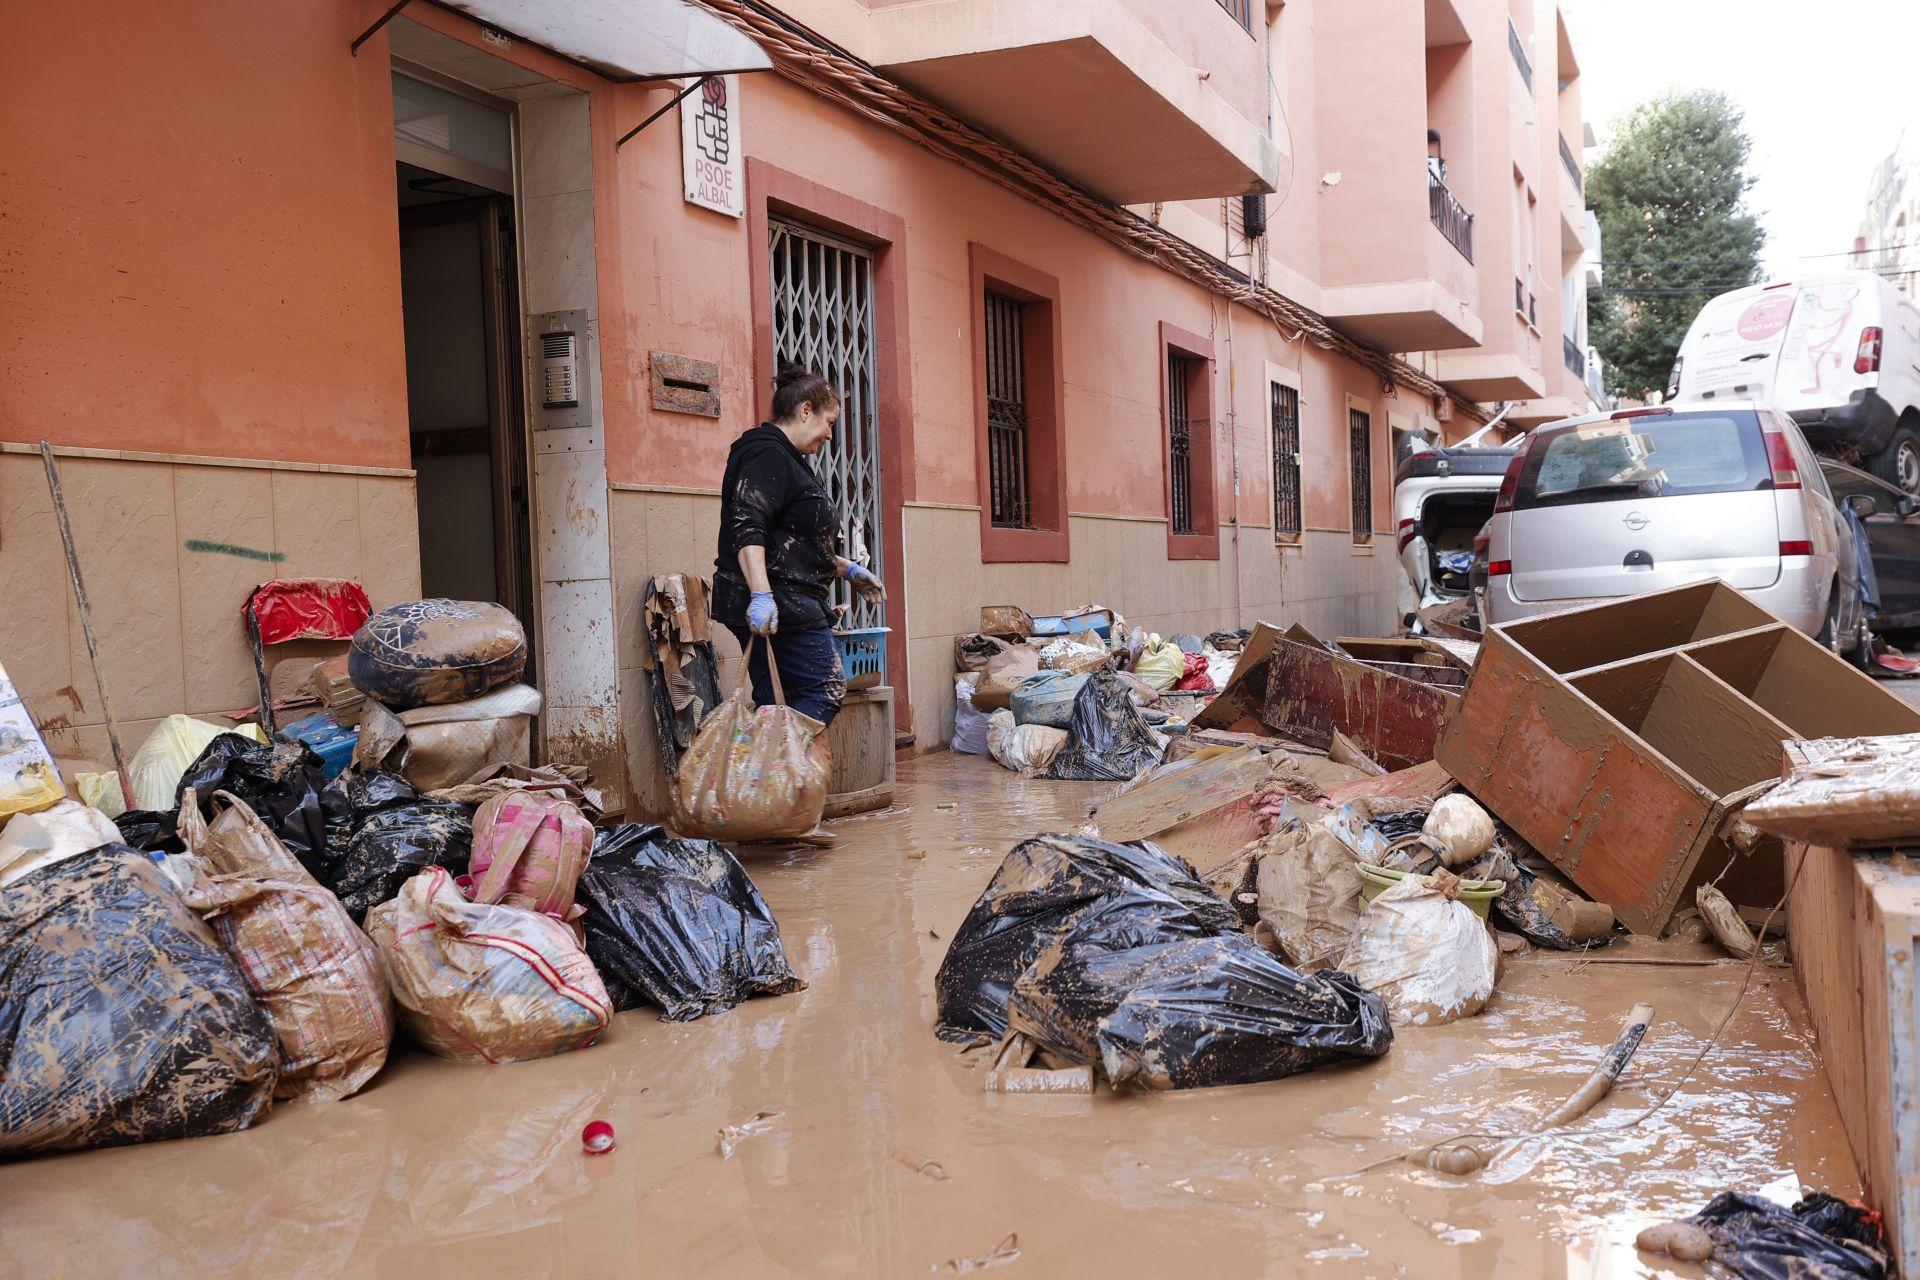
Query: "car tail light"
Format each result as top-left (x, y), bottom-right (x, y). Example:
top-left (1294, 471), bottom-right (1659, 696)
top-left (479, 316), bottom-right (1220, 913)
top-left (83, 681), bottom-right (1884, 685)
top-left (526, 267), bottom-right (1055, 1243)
top-left (1491, 443), bottom-right (1531, 514)
top-left (1762, 427), bottom-right (1802, 490)
top-left (1856, 326), bottom-right (1883, 375)
top-left (1488, 560), bottom-right (1512, 577)
top-left (1779, 540), bottom-right (1813, 557)
top-left (1397, 518), bottom-right (1417, 553)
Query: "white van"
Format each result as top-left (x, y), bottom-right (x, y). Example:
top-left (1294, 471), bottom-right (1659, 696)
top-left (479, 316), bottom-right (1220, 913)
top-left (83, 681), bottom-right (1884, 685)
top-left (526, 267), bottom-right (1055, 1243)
top-left (1669, 270), bottom-right (1920, 494)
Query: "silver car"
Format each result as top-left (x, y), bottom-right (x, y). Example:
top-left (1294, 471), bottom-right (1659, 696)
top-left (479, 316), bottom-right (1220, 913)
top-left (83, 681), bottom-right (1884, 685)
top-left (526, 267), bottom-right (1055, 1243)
top-left (1483, 402), bottom-right (1868, 654)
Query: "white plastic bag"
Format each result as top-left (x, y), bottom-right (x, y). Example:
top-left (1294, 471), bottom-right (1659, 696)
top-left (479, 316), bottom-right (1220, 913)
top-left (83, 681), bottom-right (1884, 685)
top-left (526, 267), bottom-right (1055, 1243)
top-left (986, 710), bottom-right (1067, 776)
top-left (1254, 818), bottom-right (1365, 970)
top-left (1338, 871), bottom-right (1497, 1026)
top-left (952, 677), bottom-right (991, 756)
top-left (0, 800), bottom-right (121, 890)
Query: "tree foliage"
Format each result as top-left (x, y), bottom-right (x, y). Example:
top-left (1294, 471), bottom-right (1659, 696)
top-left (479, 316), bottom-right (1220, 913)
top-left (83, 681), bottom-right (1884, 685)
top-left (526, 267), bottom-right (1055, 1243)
top-left (1588, 90), bottom-right (1766, 399)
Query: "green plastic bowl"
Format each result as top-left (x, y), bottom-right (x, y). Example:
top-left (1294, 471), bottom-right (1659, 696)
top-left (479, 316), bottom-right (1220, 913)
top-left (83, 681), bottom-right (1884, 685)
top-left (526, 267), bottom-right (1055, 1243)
top-left (1356, 864), bottom-right (1505, 919)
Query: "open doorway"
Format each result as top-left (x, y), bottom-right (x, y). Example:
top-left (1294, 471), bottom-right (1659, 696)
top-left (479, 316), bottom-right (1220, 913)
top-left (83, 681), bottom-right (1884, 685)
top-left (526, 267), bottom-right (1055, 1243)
top-left (392, 71), bottom-right (536, 663)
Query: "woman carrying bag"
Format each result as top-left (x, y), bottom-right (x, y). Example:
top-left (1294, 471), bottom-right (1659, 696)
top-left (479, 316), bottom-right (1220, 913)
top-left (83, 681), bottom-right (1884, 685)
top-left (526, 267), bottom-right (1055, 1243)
top-left (711, 362), bottom-right (887, 729)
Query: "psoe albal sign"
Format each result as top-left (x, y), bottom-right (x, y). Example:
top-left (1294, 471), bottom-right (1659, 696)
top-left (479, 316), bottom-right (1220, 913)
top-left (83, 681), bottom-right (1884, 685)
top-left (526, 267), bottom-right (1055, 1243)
top-left (681, 75), bottom-right (744, 219)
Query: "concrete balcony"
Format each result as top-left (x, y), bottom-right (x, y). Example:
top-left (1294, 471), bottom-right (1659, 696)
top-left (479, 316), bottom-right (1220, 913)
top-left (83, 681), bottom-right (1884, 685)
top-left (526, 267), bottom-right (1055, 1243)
top-left (813, 0), bottom-right (1285, 203)
top-left (1434, 349), bottom-right (1546, 401)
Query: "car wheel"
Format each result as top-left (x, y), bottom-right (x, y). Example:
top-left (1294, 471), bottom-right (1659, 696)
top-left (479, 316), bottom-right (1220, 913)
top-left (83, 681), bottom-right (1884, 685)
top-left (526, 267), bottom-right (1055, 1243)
top-left (1854, 619), bottom-right (1877, 672)
top-left (1870, 426), bottom-right (1920, 498)
top-left (1816, 585), bottom-right (1844, 653)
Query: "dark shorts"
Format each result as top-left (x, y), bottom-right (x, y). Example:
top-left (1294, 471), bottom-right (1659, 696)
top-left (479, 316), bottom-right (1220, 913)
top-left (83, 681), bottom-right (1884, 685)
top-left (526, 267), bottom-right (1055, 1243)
top-left (727, 623), bottom-right (846, 727)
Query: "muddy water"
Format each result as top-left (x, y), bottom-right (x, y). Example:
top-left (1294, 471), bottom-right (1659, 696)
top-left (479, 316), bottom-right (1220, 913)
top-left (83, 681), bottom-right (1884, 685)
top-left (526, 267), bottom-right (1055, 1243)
top-left (0, 754), bottom-right (1858, 1278)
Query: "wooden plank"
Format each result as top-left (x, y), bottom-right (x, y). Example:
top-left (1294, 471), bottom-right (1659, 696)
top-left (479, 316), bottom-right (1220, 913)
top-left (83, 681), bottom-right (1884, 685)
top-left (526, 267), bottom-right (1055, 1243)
top-left (1788, 841), bottom-right (1920, 1277)
top-left (1261, 639), bottom-right (1457, 772)
top-left (1190, 621), bottom-right (1286, 733)
top-left (1323, 758), bottom-right (1456, 807)
top-left (1089, 747), bottom-right (1270, 843)
top-left (1748, 734), bottom-right (1920, 847)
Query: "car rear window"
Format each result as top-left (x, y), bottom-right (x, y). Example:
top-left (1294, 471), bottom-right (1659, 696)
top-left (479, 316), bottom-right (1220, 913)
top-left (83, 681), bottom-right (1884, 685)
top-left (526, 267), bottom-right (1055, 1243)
top-left (1514, 411), bottom-right (1771, 510)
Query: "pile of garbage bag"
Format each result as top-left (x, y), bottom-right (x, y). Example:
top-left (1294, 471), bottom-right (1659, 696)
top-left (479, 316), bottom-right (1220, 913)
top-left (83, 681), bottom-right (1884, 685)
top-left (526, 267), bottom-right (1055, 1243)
top-left (936, 833), bottom-right (1391, 1089)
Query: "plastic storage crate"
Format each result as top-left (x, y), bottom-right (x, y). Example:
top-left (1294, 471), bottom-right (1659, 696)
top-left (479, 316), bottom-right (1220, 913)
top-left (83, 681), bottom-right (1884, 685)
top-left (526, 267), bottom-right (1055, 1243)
top-left (835, 628), bottom-right (890, 689)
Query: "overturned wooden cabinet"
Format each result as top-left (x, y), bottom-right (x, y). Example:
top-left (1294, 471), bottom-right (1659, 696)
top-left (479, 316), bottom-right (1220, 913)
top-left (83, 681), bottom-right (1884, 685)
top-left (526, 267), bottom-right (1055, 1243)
top-left (1436, 581), bottom-right (1920, 934)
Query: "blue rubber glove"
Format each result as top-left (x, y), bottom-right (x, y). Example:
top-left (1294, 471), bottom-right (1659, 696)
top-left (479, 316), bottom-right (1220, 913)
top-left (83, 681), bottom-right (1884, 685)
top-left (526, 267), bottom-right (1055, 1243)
top-left (843, 562), bottom-right (887, 602)
top-left (747, 591), bottom-right (778, 635)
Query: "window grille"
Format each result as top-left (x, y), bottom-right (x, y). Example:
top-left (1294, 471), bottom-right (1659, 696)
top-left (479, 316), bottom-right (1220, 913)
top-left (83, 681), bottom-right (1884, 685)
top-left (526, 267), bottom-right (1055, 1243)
top-left (1349, 406), bottom-right (1373, 540)
top-left (1271, 381), bottom-right (1301, 540)
top-left (984, 289), bottom-right (1031, 528)
top-left (1168, 353), bottom-right (1197, 535)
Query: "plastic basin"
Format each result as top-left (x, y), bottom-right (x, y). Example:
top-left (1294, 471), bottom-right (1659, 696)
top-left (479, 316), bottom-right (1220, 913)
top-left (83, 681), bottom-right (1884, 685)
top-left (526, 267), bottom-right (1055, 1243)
top-left (1356, 863), bottom-right (1504, 919)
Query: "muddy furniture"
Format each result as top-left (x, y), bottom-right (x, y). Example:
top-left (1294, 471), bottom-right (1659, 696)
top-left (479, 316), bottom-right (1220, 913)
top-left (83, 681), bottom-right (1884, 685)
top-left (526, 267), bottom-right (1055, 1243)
top-left (822, 686), bottom-right (895, 819)
top-left (1786, 839), bottom-right (1920, 1277)
top-left (1262, 639), bottom-right (1459, 772)
top-left (1435, 580), bottom-right (1920, 934)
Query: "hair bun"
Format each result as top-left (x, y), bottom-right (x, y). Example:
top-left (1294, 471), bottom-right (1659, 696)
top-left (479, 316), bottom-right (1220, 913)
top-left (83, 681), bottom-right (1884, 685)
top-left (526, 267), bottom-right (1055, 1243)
top-left (774, 361), bottom-right (811, 389)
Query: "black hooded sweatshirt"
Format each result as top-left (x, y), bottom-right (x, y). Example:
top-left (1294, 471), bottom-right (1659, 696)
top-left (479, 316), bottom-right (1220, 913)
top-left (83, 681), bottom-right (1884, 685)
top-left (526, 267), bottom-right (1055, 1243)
top-left (712, 422), bottom-right (840, 629)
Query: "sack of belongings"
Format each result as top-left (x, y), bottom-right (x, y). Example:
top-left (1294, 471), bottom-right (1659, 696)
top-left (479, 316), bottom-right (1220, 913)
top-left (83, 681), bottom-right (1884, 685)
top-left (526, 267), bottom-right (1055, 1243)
top-left (466, 788), bottom-right (592, 921)
top-left (0, 846), bottom-right (277, 1155)
top-left (669, 639), bottom-right (828, 842)
top-left (177, 733), bottom-right (330, 878)
top-left (577, 824), bottom-right (806, 1020)
top-left (987, 710), bottom-right (1069, 776)
top-left (1009, 671), bottom-right (1089, 729)
top-left (325, 793), bottom-right (475, 925)
top-left (0, 799), bottom-right (120, 890)
top-left (954, 633), bottom-right (1009, 673)
top-left (1338, 869), bottom-right (1497, 1025)
top-left (936, 834), bottom-right (1390, 1089)
top-left (952, 676), bottom-right (991, 756)
top-left (366, 866), bottom-right (611, 1063)
top-left (1131, 636), bottom-right (1186, 692)
top-left (971, 645), bottom-right (1043, 713)
top-left (1255, 817), bottom-right (1367, 970)
top-left (349, 598), bottom-right (528, 710)
top-left (1046, 672), bottom-right (1164, 782)
top-left (1009, 932), bottom-right (1391, 1090)
top-left (177, 789), bottom-right (392, 1101)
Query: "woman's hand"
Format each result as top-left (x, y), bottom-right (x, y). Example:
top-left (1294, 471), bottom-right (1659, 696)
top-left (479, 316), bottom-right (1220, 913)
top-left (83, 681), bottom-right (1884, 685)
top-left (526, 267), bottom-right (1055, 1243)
top-left (748, 591), bottom-right (779, 635)
top-left (841, 560), bottom-right (887, 603)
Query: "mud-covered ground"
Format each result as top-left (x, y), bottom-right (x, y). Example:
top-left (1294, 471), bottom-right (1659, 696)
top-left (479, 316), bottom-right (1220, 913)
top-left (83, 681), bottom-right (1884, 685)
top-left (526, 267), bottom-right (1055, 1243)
top-left (0, 754), bottom-right (1858, 1278)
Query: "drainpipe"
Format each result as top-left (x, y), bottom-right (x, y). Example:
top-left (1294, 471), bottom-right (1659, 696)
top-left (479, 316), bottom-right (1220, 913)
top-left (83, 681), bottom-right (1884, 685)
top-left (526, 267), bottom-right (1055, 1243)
top-left (1225, 300), bottom-right (1246, 629)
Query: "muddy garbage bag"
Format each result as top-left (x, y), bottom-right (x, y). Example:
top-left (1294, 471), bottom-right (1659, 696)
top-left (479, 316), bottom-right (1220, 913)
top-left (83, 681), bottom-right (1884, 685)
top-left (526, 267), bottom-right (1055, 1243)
top-left (1011, 933), bottom-right (1391, 1090)
top-left (319, 768), bottom-right (420, 855)
top-left (1009, 671), bottom-right (1089, 729)
top-left (0, 846), bottom-right (277, 1156)
top-left (1652, 1191), bottom-right (1888, 1280)
top-left (1337, 869), bottom-right (1497, 1025)
top-left (987, 710), bottom-right (1068, 776)
top-left (669, 638), bottom-right (828, 842)
top-left (177, 733), bottom-right (330, 878)
top-left (325, 798), bottom-right (474, 924)
top-left (952, 676), bottom-right (991, 756)
top-left (1046, 672), bottom-right (1164, 782)
top-left (577, 824), bottom-right (805, 1020)
top-left (366, 866), bottom-right (611, 1063)
top-left (1255, 818), bottom-right (1366, 970)
top-left (934, 834), bottom-right (1237, 1041)
top-left (1464, 843), bottom-right (1613, 951)
top-left (178, 790), bottom-right (392, 1102)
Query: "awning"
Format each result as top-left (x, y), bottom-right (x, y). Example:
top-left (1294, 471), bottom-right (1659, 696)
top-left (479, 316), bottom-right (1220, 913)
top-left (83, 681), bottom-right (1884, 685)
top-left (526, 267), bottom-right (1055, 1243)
top-left (356, 0), bottom-right (771, 81)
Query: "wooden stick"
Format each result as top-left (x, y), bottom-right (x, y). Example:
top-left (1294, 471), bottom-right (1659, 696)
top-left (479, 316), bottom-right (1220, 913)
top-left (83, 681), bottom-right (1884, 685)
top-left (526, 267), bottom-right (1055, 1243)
top-left (40, 443), bottom-right (135, 812)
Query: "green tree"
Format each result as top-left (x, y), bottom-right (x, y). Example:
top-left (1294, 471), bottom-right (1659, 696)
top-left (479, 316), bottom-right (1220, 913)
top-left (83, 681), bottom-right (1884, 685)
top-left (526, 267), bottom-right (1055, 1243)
top-left (1588, 90), bottom-right (1766, 400)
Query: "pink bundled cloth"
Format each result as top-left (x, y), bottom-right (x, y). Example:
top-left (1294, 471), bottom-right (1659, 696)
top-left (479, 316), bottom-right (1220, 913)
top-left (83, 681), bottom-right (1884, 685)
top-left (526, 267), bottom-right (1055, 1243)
top-left (463, 789), bottom-right (593, 922)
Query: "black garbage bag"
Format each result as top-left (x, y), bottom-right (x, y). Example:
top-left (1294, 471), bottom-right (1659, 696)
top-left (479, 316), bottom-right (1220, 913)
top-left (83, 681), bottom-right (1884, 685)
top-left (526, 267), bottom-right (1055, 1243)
top-left (1464, 842), bottom-right (1612, 952)
top-left (112, 809), bottom-right (181, 855)
top-left (1046, 672), bottom-right (1164, 782)
top-left (176, 734), bottom-right (329, 878)
top-left (1686, 1191), bottom-right (1886, 1280)
top-left (324, 799), bottom-right (473, 924)
top-left (577, 824), bottom-right (806, 1020)
top-left (1011, 934), bottom-right (1392, 1090)
top-left (318, 768), bottom-right (420, 864)
top-left (934, 834), bottom-right (1237, 1041)
top-left (0, 846), bottom-right (277, 1157)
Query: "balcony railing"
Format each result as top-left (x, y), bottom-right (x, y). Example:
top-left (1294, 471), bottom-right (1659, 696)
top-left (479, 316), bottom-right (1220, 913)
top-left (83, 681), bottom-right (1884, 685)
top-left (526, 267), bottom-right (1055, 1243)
top-left (1214, 0), bottom-right (1253, 31)
top-left (1508, 21), bottom-right (1533, 91)
top-left (1559, 134), bottom-right (1583, 192)
top-left (1564, 334), bottom-right (1586, 377)
top-left (1429, 180), bottom-right (1475, 263)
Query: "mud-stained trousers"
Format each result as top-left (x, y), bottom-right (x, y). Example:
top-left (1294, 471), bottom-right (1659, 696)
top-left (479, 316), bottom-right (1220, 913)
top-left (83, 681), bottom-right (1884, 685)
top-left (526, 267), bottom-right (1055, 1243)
top-left (726, 623), bottom-right (846, 726)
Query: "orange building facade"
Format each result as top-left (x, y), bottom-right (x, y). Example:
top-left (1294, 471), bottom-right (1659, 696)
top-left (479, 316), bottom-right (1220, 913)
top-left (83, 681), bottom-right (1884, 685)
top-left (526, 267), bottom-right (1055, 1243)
top-left (0, 0), bottom-right (1595, 815)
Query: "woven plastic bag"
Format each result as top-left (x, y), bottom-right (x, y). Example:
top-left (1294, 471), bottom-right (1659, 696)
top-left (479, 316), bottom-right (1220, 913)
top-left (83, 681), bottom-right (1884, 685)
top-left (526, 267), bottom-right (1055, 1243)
top-left (366, 866), bottom-right (611, 1064)
top-left (178, 789), bottom-right (392, 1101)
top-left (1338, 869), bottom-right (1497, 1026)
top-left (1255, 817), bottom-right (1366, 970)
top-left (669, 638), bottom-right (828, 842)
top-left (466, 788), bottom-right (592, 921)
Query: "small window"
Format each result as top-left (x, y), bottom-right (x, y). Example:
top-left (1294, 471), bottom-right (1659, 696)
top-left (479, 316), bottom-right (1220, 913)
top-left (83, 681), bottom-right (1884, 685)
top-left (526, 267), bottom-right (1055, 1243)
top-left (1349, 405), bottom-right (1374, 541)
top-left (1169, 353), bottom-right (1199, 536)
top-left (984, 289), bottom-right (1030, 529)
top-left (1271, 381), bottom-right (1301, 542)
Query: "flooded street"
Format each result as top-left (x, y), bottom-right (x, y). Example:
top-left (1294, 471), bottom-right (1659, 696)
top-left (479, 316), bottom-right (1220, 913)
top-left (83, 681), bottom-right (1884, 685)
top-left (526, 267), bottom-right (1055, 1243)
top-left (0, 754), bottom-right (1859, 1279)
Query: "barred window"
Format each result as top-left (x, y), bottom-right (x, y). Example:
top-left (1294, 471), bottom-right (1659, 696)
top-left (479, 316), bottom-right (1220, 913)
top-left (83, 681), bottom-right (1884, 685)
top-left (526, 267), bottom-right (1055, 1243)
top-left (984, 289), bottom-right (1030, 528)
top-left (1349, 405), bottom-right (1373, 541)
top-left (1168, 353), bottom-right (1198, 536)
top-left (1271, 381), bottom-right (1301, 542)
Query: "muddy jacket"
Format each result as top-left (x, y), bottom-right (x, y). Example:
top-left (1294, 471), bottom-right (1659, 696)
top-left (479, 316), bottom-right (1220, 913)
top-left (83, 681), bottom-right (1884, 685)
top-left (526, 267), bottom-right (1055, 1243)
top-left (713, 423), bottom-right (840, 630)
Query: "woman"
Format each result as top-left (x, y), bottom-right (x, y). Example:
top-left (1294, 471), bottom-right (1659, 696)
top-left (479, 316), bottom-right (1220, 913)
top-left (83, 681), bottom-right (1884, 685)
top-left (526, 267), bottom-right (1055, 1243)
top-left (712, 362), bottom-right (886, 729)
